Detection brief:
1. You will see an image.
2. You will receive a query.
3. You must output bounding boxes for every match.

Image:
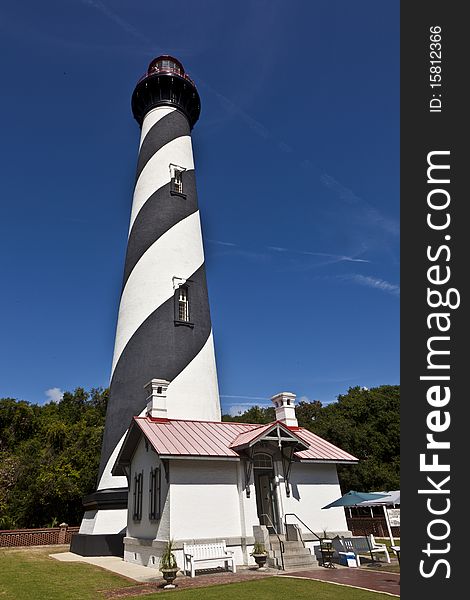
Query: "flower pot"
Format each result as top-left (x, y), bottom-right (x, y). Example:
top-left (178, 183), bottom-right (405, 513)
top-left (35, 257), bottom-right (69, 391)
top-left (253, 553), bottom-right (268, 569)
top-left (161, 567), bottom-right (179, 588)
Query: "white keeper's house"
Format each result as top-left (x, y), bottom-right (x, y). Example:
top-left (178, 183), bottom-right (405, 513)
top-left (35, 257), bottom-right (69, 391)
top-left (112, 380), bottom-right (357, 569)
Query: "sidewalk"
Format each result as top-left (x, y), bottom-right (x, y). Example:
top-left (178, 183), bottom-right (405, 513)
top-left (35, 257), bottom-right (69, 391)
top-left (51, 552), bottom-right (162, 583)
top-left (282, 566), bottom-right (400, 596)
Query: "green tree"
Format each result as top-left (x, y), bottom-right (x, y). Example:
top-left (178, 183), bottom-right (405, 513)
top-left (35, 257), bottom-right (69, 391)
top-left (307, 386), bottom-right (400, 491)
top-left (222, 405), bottom-right (274, 424)
top-left (0, 388), bottom-right (108, 528)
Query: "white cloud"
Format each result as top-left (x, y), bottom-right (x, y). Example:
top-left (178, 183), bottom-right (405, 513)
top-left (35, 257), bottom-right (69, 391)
top-left (45, 387), bottom-right (64, 403)
top-left (80, 0), bottom-right (153, 45)
top-left (267, 245), bottom-right (370, 264)
top-left (220, 395), bottom-right (268, 401)
top-left (206, 239), bottom-right (238, 247)
top-left (348, 274), bottom-right (400, 296)
top-left (228, 404), bottom-right (251, 417)
top-left (220, 396), bottom-right (271, 417)
top-left (321, 173), bottom-right (399, 236)
top-left (226, 403), bottom-right (270, 417)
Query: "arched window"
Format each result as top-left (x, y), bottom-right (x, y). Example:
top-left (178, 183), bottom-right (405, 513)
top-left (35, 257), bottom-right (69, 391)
top-left (253, 452), bottom-right (273, 469)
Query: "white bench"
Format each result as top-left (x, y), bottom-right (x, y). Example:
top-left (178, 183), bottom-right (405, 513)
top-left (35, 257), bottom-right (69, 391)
top-left (332, 535), bottom-right (390, 565)
top-left (183, 541), bottom-right (236, 578)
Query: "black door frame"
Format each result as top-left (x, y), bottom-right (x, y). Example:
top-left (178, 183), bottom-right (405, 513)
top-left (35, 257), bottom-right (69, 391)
top-left (253, 466), bottom-right (281, 532)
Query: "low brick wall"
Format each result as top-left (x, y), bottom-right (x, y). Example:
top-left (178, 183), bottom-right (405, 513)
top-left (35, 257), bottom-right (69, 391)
top-left (0, 525), bottom-right (80, 548)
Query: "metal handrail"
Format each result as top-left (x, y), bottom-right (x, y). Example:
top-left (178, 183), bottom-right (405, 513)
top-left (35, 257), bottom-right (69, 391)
top-left (260, 513), bottom-right (285, 571)
top-left (283, 513), bottom-right (322, 542)
top-left (284, 513), bottom-right (329, 566)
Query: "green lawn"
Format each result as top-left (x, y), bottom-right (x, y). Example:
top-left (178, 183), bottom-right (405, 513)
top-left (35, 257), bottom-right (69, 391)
top-left (0, 546), bottom-right (394, 600)
top-left (375, 537), bottom-right (400, 551)
top-left (0, 547), bottom-right (134, 600)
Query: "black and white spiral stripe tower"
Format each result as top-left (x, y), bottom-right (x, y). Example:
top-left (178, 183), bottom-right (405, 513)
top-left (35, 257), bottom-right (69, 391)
top-left (72, 56), bottom-right (221, 555)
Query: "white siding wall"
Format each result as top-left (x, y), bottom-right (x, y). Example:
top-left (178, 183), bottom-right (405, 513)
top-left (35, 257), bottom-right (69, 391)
top-left (277, 462), bottom-right (349, 534)
top-left (169, 460), bottom-right (242, 540)
top-left (236, 462), bottom-right (260, 540)
top-left (79, 508), bottom-right (128, 535)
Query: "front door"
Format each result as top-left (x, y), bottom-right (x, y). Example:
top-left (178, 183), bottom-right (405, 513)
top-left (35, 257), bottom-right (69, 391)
top-left (254, 470), bottom-right (279, 532)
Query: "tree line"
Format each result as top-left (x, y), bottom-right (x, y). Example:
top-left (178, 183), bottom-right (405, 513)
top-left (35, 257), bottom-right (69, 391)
top-left (0, 384), bottom-right (399, 528)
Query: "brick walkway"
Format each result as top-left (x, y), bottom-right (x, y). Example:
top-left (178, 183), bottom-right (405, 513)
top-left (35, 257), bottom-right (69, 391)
top-left (102, 566), bottom-right (400, 598)
top-left (281, 567), bottom-right (400, 596)
top-left (102, 568), bottom-right (272, 598)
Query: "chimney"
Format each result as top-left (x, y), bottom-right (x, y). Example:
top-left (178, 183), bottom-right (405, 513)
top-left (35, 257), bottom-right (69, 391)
top-left (271, 391), bottom-right (298, 427)
top-left (145, 379), bottom-right (170, 419)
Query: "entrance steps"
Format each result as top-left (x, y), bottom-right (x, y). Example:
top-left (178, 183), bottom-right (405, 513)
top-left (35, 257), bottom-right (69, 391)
top-left (268, 535), bottom-right (318, 570)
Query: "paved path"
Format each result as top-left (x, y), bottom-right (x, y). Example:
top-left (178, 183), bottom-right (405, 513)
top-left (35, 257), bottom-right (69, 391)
top-left (281, 567), bottom-right (400, 596)
top-left (50, 552), bottom-right (163, 583)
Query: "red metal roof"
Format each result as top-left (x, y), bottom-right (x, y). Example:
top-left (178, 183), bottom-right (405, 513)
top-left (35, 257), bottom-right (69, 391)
top-left (134, 417), bottom-right (357, 463)
top-left (294, 427), bottom-right (358, 462)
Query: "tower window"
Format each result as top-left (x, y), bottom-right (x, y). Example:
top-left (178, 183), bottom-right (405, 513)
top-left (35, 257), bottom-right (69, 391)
top-left (170, 164), bottom-right (186, 197)
top-left (173, 280), bottom-right (194, 327)
top-left (132, 471), bottom-right (143, 521)
top-left (173, 169), bottom-right (183, 193)
top-left (178, 286), bottom-right (190, 322)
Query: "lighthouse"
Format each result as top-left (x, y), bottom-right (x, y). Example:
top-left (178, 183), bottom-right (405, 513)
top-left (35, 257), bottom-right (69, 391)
top-left (72, 56), bottom-right (221, 555)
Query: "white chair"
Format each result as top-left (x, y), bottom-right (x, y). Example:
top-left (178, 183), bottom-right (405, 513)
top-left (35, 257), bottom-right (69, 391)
top-left (349, 535), bottom-right (390, 563)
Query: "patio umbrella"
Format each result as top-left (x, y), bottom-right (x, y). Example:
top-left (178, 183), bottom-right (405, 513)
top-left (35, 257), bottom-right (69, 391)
top-left (359, 490), bottom-right (400, 544)
top-left (360, 490), bottom-right (400, 507)
top-left (322, 491), bottom-right (390, 562)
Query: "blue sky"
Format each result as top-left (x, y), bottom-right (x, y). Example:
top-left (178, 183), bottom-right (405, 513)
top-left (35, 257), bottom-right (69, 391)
top-left (0, 1), bottom-right (399, 415)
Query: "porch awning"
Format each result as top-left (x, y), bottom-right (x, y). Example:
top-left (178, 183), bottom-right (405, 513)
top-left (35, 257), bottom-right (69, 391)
top-left (229, 421), bottom-right (310, 452)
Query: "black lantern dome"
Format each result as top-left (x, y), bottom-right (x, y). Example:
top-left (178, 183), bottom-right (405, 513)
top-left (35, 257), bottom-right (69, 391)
top-left (131, 55), bottom-right (200, 129)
